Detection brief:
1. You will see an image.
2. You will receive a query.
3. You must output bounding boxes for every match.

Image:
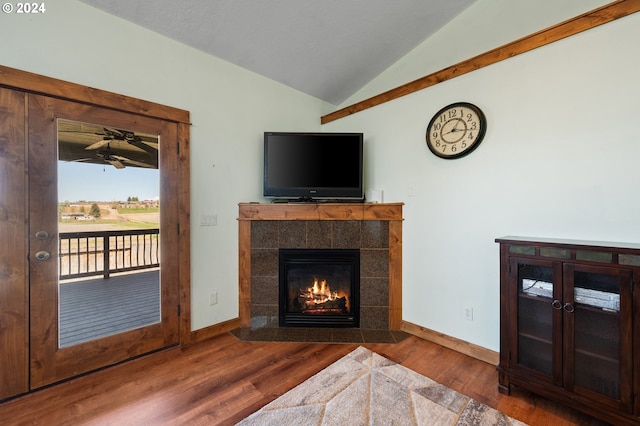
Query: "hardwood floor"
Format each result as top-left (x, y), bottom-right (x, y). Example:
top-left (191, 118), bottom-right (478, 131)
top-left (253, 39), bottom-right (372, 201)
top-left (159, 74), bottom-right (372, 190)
top-left (0, 333), bottom-right (609, 425)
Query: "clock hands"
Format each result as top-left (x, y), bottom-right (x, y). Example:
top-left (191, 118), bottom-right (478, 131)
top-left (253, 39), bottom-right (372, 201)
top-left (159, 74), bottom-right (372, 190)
top-left (442, 118), bottom-right (466, 137)
top-left (444, 127), bottom-right (465, 134)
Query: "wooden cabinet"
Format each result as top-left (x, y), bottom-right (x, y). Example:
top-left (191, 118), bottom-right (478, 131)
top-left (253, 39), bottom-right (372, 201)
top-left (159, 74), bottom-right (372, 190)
top-left (496, 237), bottom-right (639, 425)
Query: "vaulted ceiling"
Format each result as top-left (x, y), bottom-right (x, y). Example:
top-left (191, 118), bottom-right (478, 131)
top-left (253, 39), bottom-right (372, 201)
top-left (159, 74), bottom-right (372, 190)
top-left (80, 0), bottom-right (477, 105)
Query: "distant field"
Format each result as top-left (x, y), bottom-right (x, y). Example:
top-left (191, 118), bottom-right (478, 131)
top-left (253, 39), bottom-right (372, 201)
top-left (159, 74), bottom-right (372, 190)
top-left (59, 220), bottom-right (158, 229)
top-left (117, 207), bottom-right (160, 214)
top-left (59, 209), bottom-right (159, 232)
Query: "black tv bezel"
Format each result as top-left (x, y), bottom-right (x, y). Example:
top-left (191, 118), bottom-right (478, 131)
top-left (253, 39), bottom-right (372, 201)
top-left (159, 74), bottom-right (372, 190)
top-left (263, 131), bottom-right (364, 201)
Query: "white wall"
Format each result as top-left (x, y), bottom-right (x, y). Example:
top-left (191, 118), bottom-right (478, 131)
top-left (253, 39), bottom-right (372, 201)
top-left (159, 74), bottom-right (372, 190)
top-left (0, 0), bottom-right (329, 330)
top-left (324, 5), bottom-right (640, 351)
top-left (3, 0), bottom-right (638, 352)
top-left (340, 0), bottom-right (611, 108)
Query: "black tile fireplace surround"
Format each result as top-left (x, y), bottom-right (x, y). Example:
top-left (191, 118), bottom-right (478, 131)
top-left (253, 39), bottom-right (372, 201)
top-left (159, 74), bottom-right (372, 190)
top-left (249, 220), bottom-right (391, 331)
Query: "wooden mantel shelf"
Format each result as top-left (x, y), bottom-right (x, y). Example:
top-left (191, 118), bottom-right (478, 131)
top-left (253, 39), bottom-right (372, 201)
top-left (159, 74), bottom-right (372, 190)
top-left (238, 202), bottom-right (403, 221)
top-left (238, 202), bottom-right (404, 330)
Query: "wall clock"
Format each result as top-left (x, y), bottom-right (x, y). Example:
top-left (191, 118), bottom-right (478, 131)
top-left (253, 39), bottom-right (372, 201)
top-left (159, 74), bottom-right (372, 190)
top-left (425, 102), bottom-right (487, 159)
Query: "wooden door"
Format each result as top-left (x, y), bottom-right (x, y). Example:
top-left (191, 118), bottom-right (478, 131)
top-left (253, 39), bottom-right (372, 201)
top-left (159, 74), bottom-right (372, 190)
top-left (0, 88), bottom-right (29, 399)
top-left (28, 94), bottom-right (180, 389)
top-left (562, 263), bottom-right (633, 413)
top-left (508, 257), bottom-right (563, 385)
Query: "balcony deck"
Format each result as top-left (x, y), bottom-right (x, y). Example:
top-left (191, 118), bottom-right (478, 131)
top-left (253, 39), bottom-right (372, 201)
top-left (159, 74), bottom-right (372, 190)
top-left (59, 269), bottom-right (160, 347)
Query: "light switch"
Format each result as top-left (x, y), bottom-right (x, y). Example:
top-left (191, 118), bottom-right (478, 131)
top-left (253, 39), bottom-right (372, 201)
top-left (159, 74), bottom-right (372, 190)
top-left (200, 214), bottom-right (217, 226)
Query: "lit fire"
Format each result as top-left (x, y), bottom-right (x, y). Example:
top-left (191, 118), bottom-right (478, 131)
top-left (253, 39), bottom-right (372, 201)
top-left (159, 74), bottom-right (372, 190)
top-left (299, 277), bottom-right (349, 312)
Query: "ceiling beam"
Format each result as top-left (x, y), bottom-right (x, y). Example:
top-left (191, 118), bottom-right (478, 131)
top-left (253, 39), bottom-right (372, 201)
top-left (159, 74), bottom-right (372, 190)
top-left (321, 0), bottom-right (640, 124)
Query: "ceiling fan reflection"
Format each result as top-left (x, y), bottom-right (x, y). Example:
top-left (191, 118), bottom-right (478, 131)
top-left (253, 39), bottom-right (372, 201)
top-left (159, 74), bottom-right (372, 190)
top-left (74, 144), bottom-right (155, 169)
top-left (83, 127), bottom-right (159, 153)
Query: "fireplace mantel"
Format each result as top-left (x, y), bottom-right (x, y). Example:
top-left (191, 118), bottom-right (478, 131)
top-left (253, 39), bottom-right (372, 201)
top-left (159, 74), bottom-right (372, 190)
top-left (238, 202), bottom-right (403, 330)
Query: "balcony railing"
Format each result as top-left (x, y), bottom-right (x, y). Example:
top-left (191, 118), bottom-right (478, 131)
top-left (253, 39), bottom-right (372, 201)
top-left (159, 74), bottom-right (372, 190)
top-left (59, 229), bottom-right (160, 280)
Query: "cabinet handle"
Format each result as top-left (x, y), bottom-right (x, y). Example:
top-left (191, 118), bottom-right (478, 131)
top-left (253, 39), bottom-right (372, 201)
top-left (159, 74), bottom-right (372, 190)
top-left (563, 303), bottom-right (575, 313)
top-left (551, 300), bottom-right (563, 310)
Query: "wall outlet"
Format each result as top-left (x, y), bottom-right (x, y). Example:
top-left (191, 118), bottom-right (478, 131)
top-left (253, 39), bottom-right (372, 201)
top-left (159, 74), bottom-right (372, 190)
top-left (209, 292), bottom-right (218, 306)
top-left (463, 306), bottom-right (474, 321)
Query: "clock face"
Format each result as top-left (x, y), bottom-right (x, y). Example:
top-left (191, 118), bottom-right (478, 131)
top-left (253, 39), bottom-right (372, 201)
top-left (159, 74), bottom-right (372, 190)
top-left (425, 102), bottom-right (487, 159)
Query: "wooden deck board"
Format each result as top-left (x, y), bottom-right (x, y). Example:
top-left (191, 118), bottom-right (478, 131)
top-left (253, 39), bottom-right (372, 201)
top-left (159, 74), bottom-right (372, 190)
top-left (59, 270), bottom-right (160, 347)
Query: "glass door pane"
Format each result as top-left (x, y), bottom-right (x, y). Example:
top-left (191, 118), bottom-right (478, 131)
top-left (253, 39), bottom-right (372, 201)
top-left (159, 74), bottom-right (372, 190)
top-left (515, 261), bottom-right (555, 377)
top-left (570, 268), bottom-right (622, 400)
top-left (57, 119), bottom-right (161, 347)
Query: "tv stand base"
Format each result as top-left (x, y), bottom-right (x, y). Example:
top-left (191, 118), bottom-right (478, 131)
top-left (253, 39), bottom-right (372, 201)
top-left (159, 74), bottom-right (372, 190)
top-left (270, 198), bottom-right (364, 204)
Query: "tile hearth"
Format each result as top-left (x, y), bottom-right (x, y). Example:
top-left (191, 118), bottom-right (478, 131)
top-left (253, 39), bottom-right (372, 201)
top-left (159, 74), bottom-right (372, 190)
top-left (231, 327), bottom-right (410, 344)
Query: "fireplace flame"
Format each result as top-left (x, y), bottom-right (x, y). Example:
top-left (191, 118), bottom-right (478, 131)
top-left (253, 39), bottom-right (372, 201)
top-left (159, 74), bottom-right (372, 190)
top-left (300, 277), bottom-right (348, 311)
top-left (310, 278), bottom-right (333, 297)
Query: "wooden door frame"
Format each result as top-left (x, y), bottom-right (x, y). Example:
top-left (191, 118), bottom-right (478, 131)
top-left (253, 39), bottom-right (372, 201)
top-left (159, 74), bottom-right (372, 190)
top-left (0, 65), bottom-right (192, 348)
top-left (0, 87), bottom-right (29, 399)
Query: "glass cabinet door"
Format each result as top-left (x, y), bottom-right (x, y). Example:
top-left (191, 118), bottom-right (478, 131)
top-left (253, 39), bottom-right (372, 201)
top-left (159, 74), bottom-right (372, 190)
top-left (511, 258), bottom-right (561, 381)
top-left (563, 264), bottom-right (632, 410)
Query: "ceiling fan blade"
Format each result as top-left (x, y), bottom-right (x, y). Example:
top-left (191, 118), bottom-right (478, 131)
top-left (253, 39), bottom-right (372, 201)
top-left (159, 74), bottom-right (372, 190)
top-left (105, 158), bottom-right (126, 169)
top-left (126, 139), bottom-right (159, 154)
top-left (85, 139), bottom-right (113, 150)
top-left (137, 135), bottom-right (159, 144)
top-left (111, 155), bottom-right (155, 169)
top-left (67, 158), bottom-right (95, 163)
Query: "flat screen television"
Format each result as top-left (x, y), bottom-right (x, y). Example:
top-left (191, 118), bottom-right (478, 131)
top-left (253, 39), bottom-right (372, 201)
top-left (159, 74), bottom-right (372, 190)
top-left (263, 132), bottom-right (364, 201)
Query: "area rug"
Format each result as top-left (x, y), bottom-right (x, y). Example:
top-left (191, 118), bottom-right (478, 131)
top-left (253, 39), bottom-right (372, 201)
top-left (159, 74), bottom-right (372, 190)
top-left (236, 346), bottom-right (526, 425)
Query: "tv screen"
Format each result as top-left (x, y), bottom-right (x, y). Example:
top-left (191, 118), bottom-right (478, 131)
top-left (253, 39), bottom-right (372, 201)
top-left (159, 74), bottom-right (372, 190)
top-left (263, 132), bottom-right (364, 201)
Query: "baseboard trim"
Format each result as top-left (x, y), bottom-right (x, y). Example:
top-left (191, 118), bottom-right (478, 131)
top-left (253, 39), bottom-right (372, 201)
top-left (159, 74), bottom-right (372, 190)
top-left (401, 321), bottom-right (499, 366)
top-left (190, 317), bottom-right (242, 344)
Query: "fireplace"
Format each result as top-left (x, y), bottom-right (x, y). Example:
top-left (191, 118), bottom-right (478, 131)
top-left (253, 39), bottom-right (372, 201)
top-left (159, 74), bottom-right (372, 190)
top-left (279, 249), bottom-right (360, 328)
top-left (239, 202), bottom-right (403, 332)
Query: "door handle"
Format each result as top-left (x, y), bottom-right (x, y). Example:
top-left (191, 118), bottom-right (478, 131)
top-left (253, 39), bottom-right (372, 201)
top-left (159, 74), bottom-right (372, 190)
top-left (35, 251), bottom-right (50, 261)
top-left (563, 303), bottom-right (575, 313)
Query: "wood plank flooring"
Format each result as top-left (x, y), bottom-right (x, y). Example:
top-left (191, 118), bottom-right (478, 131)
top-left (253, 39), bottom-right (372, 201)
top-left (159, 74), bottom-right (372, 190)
top-left (0, 333), bottom-right (608, 425)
